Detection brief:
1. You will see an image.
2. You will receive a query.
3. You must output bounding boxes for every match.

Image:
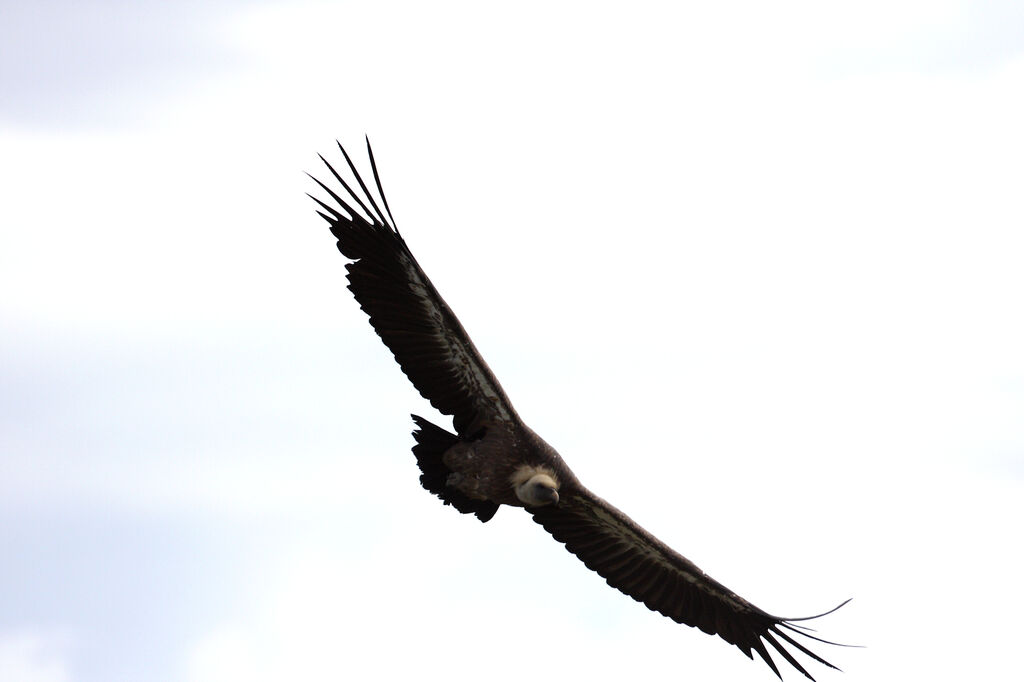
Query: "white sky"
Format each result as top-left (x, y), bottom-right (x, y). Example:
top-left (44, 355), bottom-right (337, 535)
top-left (2, 2), bottom-right (1023, 681)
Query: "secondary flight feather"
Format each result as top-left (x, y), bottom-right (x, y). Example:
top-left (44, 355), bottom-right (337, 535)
top-left (308, 140), bottom-right (849, 680)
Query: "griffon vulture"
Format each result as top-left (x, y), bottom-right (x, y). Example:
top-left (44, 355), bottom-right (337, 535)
top-left (308, 140), bottom-right (848, 680)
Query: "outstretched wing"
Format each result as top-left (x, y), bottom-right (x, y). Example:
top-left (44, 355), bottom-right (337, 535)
top-left (529, 489), bottom-right (847, 681)
top-left (309, 140), bottom-right (517, 434)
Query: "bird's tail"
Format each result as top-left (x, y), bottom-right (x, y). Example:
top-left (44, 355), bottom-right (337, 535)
top-left (410, 415), bottom-right (499, 522)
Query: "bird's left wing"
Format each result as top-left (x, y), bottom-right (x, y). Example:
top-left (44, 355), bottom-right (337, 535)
top-left (529, 488), bottom-right (846, 681)
top-left (308, 141), bottom-right (518, 434)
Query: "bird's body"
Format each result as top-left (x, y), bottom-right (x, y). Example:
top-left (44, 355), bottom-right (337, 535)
top-left (309, 140), bottom-right (847, 680)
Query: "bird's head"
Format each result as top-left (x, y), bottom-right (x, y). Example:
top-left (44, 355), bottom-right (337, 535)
top-left (512, 468), bottom-right (560, 507)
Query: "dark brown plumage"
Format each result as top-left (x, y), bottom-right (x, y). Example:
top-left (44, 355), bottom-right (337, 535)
top-left (309, 139), bottom-right (849, 680)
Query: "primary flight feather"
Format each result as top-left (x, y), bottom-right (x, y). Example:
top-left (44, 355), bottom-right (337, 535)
top-left (308, 140), bottom-right (848, 680)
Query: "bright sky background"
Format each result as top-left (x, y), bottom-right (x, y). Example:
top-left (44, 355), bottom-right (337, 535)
top-left (2, 2), bottom-right (1023, 681)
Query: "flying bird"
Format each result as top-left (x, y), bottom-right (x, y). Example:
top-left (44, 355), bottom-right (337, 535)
top-left (308, 140), bottom-right (848, 680)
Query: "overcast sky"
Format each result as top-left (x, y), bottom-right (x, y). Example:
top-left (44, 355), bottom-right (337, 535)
top-left (2, 2), bottom-right (1023, 681)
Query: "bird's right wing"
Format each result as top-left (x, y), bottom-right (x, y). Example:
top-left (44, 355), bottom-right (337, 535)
top-left (309, 141), bottom-right (517, 434)
top-left (529, 487), bottom-right (848, 681)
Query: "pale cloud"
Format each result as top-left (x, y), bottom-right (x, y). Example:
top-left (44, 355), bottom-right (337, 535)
top-left (181, 541), bottom-right (761, 681)
top-left (0, 631), bottom-right (71, 682)
top-left (0, 0), bottom-right (265, 130)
